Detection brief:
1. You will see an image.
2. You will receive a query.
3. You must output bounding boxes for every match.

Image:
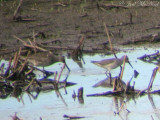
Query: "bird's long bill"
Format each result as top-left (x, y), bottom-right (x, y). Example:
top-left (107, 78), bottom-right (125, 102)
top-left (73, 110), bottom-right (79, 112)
top-left (128, 61), bottom-right (133, 69)
top-left (65, 63), bottom-right (70, 72)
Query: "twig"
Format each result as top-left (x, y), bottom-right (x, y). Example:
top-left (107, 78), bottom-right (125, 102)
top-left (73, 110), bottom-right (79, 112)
top-left (13, 35), bottom-right (47, 52)
top-left (78, 87), bottom-right (83, 98)
top-left (87, 91), bottom-right (123, 97)
top-left (63, 115), bottom-right (85, 119)
top-left (18, 51), bottom-right (30, 74)
top-left (54, 71), bottom-right (58, 81)
top-left (57, 63), bottom-right (65, 83)
top-left (130, 13), bottom-right (133, 24)
top-left (13, 35), bottom-right (27, 45)
top-left (137, 88), bottom-right (148, 96)
top-left (14, 47), bottom-right (21, 70)
top-left (25, 68), bottom-right (33, 76)
top-left (147, 67), bottom-right (158, 93)
top-left (116, 101), bottom-right (125, 114)
top-left (13, 52), bottom-right (18, 71)
top-left (11, 112), bottom-right (21, 120)
top-left (103, 22), bottom-right (117, 58)
top-left (25, 79), bottom-right (34, 91)
top-left (113, 78), bottom-right (117, 91)
top-left (13, 0), bottom-right (23, 20)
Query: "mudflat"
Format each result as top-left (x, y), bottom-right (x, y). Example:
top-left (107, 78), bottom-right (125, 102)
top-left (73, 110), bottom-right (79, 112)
top-left (0, 0), bottom-right (160, 54)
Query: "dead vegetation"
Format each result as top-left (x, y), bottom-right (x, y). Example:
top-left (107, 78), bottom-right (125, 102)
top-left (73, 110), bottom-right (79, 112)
top-left (1, 0), bottom-right (160, 119)
top-left (0, 34), bottom-right (86, 100)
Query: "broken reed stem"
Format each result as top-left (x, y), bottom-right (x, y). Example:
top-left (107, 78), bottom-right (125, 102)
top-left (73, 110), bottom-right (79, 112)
top-left (116, 101), bottom-right (129, 114)
top-left (56, 90), bottom-right (68, 106)
top-left (13, 0), bottom-right (23, 20)
top-left (78, 36), bottom-right (84, 49)
top-left (72, 36), bottom-right (84, 57)
top-left (103, 22), bottom-right (117, 58)
top-left (14, 47), bottom-right (21, 71)
top-left (19, 51), bottom-right (30, 73)
top-left (120, 56), bottom-right (126, 81)
top-left (147, 67), bottom-right (158, 93)
top-left (54, 71), bottom-right (58, 81)
top-left (13, 52), bottom-right (18, 71)
top-left (13, 35), bottom-right (47, 52)
top-left (13, 35), bottom-right (27, 45)
top-left (138, 67), bottom-right (158, 96)
top-left (25, 79), bottom-right (34, 91)
top-left (57, 63), bottom-right (65, 83)
top-left (78, 87), bottom-right (83, 98)
top-left (32, 31), bottom-right (37, 53)
top-left (125, 81), bottom-right (130, 93)
top-left (113, 78), bottom-right (116, 91)
top-left (116, 102), bottom-right (125, 114)
top-left (28, 39), bottom-right (36, 54)
top-left (137, 88), bottom-right (147, 96)
top-left (25, 68), bottom-right (33, 76)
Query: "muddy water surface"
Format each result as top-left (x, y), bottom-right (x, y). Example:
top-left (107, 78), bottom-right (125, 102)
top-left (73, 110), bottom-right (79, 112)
top-left (1, 46), bottom-right (160, 120)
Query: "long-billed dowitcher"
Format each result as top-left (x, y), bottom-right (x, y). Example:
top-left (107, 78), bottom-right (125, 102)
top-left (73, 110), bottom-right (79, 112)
top-left (91, 55), bottom-right (133, 74)
top-left (21, 51), bottom-right (70, 72)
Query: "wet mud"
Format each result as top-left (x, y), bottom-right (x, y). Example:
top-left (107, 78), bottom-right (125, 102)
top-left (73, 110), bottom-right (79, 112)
top-left (1, 0), bottom-right (160, 54)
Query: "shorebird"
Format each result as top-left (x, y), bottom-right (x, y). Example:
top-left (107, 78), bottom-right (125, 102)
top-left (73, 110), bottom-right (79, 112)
top-left (91, 55), bottom-right (133, 75)
top-left (21, 51), bottom-right (70, 72)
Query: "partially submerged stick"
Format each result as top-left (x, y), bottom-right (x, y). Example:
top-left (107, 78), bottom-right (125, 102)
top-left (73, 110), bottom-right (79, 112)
top-left (147, 67), bottom-right (158, 93)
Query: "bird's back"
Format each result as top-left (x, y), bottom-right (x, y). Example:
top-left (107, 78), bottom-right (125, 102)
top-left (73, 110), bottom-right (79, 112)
top-left (92, 57), bottom-right (124, 71)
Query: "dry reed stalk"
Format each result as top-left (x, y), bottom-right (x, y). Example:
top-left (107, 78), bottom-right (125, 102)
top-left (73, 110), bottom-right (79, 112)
top-left (113, 78), bottom-right (118, 91)
top-left (103, 22), bottom-right (117, 58)
top-left (13, 35), bottom-right (27, 45)
top-left (116, 101), bottom-right (129, 114)
top-left (18, 51), bottom-right (30, 73)
top-left (72, 36), bottom-right (84, 57)
top-left (125, 81), bottom-right (130, 93)
top-left (13, 0), bottom-right (23, 20)
top-left (147, 67), bottom-right (158, 93)
top-left (54, 71), bottom-right (58, 81)
top-left (13, 52), bottom-right (18, 71)
top-left (25, 68), bottom-right (33, 76)
top-left (25, 79), bottom-right (34, 91)
top-left (13, 35), bottom-right (47, 52)
top-left (57, 63), bottom-right (65, 83)
top-left (14, 48), bottom-right (21, 71)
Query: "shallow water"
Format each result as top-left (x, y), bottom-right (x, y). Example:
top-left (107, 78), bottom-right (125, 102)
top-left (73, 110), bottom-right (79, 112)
top-left (1, 47), bottom-right (160, 120)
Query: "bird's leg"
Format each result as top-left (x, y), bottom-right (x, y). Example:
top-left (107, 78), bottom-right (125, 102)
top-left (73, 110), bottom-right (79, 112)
top-left (105, 71), bottom-right (112, 85)
top-left (109, 72), bottom-right (112, 85)
top-left (105, 71), bottom-right (109, 77)
top-left (119, 66), bottom-right (122, 77)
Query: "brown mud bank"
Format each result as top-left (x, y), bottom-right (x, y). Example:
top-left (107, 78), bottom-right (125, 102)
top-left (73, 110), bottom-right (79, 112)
top-left (1, 0), bottom-right (160, 56)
